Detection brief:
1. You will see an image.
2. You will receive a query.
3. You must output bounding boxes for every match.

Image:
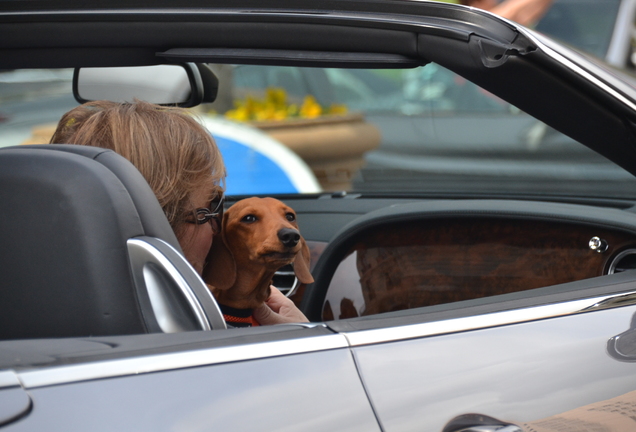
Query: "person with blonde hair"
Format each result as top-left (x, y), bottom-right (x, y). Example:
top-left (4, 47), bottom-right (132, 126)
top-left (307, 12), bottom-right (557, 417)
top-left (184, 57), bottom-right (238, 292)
top-left (51, 100), bottom-right (225, 275)
top-left (51, 100), bottom-right (308, 325)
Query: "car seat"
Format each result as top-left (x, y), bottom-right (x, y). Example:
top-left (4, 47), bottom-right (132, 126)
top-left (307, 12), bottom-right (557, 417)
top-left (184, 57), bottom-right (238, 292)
top-left (0, 144), bottom-right (226, 340)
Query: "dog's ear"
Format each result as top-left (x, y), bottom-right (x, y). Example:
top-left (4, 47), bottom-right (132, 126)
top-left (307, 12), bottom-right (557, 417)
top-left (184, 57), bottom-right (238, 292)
top-left (202, 229), bottom-right (236, 291)
top-left (293, 236), bottom-right (314, 284)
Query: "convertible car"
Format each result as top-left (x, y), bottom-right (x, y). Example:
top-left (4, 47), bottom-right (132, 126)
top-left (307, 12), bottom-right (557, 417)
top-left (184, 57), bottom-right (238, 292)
top-left (3, 1), bottom-right (636, 431)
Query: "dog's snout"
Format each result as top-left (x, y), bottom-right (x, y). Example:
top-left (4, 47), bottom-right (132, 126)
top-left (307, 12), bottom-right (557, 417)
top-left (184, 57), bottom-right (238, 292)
top-left (278, 228), bottom-right (300, 248)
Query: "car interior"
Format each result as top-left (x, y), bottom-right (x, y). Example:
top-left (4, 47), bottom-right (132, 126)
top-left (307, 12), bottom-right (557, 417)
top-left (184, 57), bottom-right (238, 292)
top-left (4, 1), bottom-right (636, 346)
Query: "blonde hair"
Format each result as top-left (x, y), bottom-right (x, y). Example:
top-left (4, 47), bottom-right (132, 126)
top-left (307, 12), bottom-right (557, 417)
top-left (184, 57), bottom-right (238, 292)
top-left (50, 100), bottom-right (226, 237)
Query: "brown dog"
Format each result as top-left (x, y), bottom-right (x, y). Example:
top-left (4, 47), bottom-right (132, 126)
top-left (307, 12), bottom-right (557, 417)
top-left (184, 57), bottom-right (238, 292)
top-left (203, 197), bottom-right (313, 314)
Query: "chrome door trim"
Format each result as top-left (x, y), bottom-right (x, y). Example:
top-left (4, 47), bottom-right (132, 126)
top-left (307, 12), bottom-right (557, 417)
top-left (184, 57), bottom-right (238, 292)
top-left (128, 237), bottom-right (227, 331)
top-left (17, 334), bottom-right (348, 390)
top-left (343, 291), bottom-right (636, 347)
top-left (128, 238), bottom-right (210, 332)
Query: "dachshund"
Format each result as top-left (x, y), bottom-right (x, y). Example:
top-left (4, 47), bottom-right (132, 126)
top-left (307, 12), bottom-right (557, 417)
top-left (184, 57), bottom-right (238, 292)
top-left (202, 197), bottom-right (313, 326)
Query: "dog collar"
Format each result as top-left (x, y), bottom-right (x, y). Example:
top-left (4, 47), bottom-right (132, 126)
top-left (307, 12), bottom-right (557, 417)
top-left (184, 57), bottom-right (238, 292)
top-left (219, 304), bottom-right (260, 327)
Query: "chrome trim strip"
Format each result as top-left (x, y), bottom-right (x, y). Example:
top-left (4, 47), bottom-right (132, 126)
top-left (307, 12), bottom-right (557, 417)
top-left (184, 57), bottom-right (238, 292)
top-left (607, 249), bottom-right (636, 275)
top-left (583, 291), bottom-right (636, 311)
top-left (17, 334), bottom-right (348, 390)
top-left (286, 275), bottom-right (300, 297)
top-left (15, 291), bottom-right (636, 388)
top-left (127, 238), bottom-right (211, 331)
top-left (343, 291), bottom-right (636, 347)
top-left (150, 237), bottom-right (227, 330)
top-left (273, 266), bottom-right (299, 297)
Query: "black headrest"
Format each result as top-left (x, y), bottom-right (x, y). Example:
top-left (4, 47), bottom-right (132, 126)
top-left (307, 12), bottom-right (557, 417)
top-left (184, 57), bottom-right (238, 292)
top-left (0, 147), bottom-right (149, 338)
top-left (29, 144), bottom-right (183, 253)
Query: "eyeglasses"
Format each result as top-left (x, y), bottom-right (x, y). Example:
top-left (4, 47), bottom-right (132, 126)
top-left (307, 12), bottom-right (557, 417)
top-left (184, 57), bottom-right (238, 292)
top-left (185, 194), bottom-right (225, 234)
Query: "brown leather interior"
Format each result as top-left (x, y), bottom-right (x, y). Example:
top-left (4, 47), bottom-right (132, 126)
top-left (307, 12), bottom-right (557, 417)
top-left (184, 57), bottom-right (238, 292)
top-left (322, 218), bottom-right (636, 319)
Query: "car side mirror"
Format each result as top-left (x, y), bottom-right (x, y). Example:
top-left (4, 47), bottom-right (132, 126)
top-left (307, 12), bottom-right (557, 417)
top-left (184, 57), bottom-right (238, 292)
top-left (73, 63), bottom-right (218, 108)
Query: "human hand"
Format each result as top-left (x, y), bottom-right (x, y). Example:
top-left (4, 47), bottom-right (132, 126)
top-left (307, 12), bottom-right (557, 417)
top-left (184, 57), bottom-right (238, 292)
top-left (253, 286), bottom-right (309, 325)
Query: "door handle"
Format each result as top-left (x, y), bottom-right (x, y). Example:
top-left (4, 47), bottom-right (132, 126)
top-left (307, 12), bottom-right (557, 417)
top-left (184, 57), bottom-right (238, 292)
top-left (443, 414), bottom-right (522, 432)
top-left (454, 426), bottom-right (522, 432)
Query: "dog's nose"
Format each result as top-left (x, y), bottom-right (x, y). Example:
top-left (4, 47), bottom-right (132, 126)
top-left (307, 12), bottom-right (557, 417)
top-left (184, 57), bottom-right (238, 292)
top-left (278, 228), bottom-right (300, 248)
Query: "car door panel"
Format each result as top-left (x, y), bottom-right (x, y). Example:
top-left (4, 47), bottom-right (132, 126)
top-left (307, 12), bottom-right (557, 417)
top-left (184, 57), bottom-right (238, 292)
top-left (0, 371), bottom-right (31, 427)
top-left (352, 304), bottom-right (636, 432)
top-left (6, 348), bottom-right (380, 432)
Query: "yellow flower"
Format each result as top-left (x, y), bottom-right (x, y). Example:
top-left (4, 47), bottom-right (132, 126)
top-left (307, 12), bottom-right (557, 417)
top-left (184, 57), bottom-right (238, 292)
top-left (327, 104), bottom-right (348, 115)
top-left (266, 88), bottom-right (287, 109)
top-left (225, 107), bottom-right (249, 122)
top-left (299, 95), bottom-right (322, 118)
top-left (222, 87), bottom-right (347, 122)
top-left (287, 104), bottom-right (299, 117)
top-left (272, 109), bottom-right (288, 121)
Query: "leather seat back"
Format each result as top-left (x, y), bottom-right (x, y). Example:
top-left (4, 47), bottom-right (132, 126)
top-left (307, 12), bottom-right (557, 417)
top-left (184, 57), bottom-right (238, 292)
top-left (0, 145), bottom-right (224, 340)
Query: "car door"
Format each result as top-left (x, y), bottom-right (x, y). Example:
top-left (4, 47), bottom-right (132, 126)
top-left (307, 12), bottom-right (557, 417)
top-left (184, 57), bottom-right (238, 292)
top-left (1, 326), bottom-right (380, 431)
top-left (330, 271), bottom-right (636, 432)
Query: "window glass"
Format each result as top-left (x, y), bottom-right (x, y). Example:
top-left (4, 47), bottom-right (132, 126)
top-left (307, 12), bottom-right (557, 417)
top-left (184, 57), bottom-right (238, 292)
top-left (224, 64), bottom-right (636, 198)
top-left (2, 64), bottom-right (635, 199)
top-left (0, 69), bottom-right (75, 146)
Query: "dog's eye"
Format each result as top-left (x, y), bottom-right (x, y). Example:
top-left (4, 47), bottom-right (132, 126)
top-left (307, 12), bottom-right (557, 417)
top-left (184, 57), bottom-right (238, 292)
top-left (241, 214), bottom-right (257, 223)
top-left (285, 212), bottom-right (296, 222)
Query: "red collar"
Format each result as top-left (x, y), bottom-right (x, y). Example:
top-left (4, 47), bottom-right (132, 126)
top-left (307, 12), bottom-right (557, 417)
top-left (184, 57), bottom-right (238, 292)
top-left (219, 304), bottom-right (260, 327)
top-left (223, 314), bottom-right (260, 327)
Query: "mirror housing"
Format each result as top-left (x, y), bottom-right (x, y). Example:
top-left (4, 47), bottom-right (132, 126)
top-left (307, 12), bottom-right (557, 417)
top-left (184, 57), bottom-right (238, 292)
top-left (72, 63), bottom-right (218, 107)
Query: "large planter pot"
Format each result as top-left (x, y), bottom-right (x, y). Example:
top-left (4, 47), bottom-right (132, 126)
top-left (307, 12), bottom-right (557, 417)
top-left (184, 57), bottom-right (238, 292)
top-left (251, 113), bottom-right (381, 191)
top-left (21, 124), bottom-right (56, 145)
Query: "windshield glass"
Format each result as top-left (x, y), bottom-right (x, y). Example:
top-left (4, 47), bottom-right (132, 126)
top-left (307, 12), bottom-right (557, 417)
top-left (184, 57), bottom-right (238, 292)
top-left (2, 64), bottom-right (635, 200)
